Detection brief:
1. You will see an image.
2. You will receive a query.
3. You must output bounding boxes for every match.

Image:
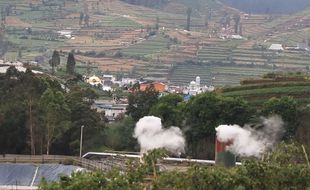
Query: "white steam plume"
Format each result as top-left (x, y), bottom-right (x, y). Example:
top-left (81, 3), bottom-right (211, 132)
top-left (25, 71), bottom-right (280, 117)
top-left (215, 115), bottom-right (284, 157)
top-left (133, 116), bottom-right (185, 155)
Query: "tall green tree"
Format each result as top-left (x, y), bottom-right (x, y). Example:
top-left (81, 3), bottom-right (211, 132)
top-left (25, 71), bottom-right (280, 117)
top-left (126, 85), bottom-right (159, 121)
top-left (49, 50), bottom-right (61, 75)
top-left (186, 7), bottom-right (192, 31)
top-left (261, 96), bottom-right (299, 140)
top-left (233, 14), bottom-right (241, 34)
top-left (66, 52), bottom-right (76, 75)
top-left (149, 94), bottom-right (184, 127)
top-left (40, 88), bottom-right (71, 155)
top-left (0, 68), bottom-right (47, 155)
top-left (104, 116), bottom-right (136, 151)
top-left (52, 86), bottom-right (104, 155)
top-left (185, 93), bottom-right (253, 159)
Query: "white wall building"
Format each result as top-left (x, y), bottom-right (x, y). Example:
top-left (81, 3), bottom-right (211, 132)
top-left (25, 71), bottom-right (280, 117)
top-left (184, 76), bottom-right (214, 96)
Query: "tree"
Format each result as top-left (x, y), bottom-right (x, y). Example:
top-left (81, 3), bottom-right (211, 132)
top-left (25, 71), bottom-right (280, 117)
top-left (233, 14), bottom-right (241, 34)
top-left (126, 85), bottom-right (159, 121)
top-left (17, 48), bottom-right (22, 60)
top-left (49, 50), bottom-right (60, 74)
top-left (79, 12), bottom-right (84, 25)
top-left (155, 16), bottom-right (159, 30)
top-left (104, 116), bottom-right (136, 151)
top-left (261, 96), bottom-right (299, 140)
top-left (40, 88), bottom-right (71, 155)
top-left (149, 94), bottom-right (184, 127)
top-left (185, 93), bottom-right (253, 159)
top-left (84, 14), bottom-right (90, 27)
top-left (66, 52), bottom-right (76, 75)
top-left (0, 68), bottom-right (48, 155)
top-left (52, 86), bottom-right (104, 155)
top-left (186, 7), bottom-right (192, 31)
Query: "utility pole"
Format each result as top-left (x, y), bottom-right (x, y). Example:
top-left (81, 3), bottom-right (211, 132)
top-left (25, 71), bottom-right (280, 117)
top-left (79, 125), bottom-right (84, 157)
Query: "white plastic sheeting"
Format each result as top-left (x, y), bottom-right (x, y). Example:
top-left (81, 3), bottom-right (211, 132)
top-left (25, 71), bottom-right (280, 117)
top-left (0, 164), bottom-right (83, 187)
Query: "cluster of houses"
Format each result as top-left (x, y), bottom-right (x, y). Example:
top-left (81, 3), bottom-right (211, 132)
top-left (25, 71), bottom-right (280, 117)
top-left (86, 74), bottom-right (215, 122)
top-left (0, 60), bottom-right (43, 74)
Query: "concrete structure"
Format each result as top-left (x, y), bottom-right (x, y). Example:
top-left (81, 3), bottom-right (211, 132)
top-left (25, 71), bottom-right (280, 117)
top-left (184, 76), bottom-right (214, 96)
top-left (121, 78), bottom-right (137, 86)
top-left (269, 44), bottom-right (284, 51)
top-left (93, 100), bottom-right (127, 121)
top-left (103, 74), bottom-right (116, 83)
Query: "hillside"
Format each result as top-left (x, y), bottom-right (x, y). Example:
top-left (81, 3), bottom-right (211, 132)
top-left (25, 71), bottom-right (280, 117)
top-left (221, 0), bottom-right (310, 14)
top-left (220, 73), bottom-right (310, 105)
top-left (0, 0), bottom-right (310, 87)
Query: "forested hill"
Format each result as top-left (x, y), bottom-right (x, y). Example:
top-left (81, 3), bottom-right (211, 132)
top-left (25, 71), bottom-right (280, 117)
top-left (222, 0), bottom-right (310, 14)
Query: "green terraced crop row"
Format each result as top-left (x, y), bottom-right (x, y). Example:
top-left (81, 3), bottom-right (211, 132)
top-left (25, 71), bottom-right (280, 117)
top-left (169, 63), bottom-right (274, 86)
top-left (121, 35), bottom-right (170, 56)
top-left (223, 85), bottom-right (310, 97)
top-left (93, 16), bottom-right (141, 28)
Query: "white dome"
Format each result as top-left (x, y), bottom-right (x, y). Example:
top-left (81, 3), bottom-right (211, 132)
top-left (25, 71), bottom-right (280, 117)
top-left (88, 75), bottom-right (102, 85)
top-left (190, 81), bottom-right (196, 85)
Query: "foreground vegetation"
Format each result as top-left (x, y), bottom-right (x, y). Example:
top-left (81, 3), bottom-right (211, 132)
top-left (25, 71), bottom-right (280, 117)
top-left (40, 144), bottom-right (310, 190)
top-left (1, 68), bottom-right (310, 160)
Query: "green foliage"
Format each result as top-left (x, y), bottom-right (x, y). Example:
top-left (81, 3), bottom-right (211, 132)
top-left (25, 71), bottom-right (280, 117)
top-left (149, 94), bottom-right (184, 127)
top-left (127, 85), bottom-right (159, 121)
top-left (104, 116), bottom-right (136, 151)
top-left (40, 88), bottom-right (71, 155)
top-left (261, 96), bottom-right (299, 139)
top-left (40, 146), bottom-right (310, 190)
top-left (53, 86), bottom-right (104, 155)
top-left (185, 93), bottom-right (254, 158)
top-left (49, 50), bottom-right (60, 74)
top-left (66, 52), bottom-right (76, 75)
top-left (0, 68), bottom-right (104, 155)
top-left (264, 142), bottom-right (308, 165)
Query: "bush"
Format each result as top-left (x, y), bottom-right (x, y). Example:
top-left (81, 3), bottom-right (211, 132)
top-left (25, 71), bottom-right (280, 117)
top-left (113, 51), bottom-right (123, 58)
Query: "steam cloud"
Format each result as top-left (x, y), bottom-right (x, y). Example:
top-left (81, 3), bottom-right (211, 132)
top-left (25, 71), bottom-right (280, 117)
top-left (133, 116), bottom-right (185, 155)
top-left (216, 115), bottom-right (284, 157)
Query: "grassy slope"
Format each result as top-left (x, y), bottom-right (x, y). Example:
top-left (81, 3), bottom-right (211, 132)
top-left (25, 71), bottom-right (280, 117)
top-left (220, 76), bottom-right (310, 105)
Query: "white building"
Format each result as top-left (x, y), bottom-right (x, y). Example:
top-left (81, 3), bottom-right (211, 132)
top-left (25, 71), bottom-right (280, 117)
top-left (121, 78), bottom-right (137, 86)
top-left (184, 76), bottom-right (214, 96)
top-left (0, 65), bottom-right (43, 74)
top-left (93, 100), bottom-right (127, 121)
top-left (269, 44), bottom-right (284, 51)
top-left (103, 74), bottom-right (116, 82)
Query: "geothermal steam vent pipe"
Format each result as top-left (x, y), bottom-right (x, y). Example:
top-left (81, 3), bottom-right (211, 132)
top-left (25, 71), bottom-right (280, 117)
top-left (215, 136), bottom-right (236, 167)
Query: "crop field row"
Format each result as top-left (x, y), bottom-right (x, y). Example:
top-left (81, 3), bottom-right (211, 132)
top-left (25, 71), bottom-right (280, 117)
top-left (169, 63), bottom-right (273, 86)
top-left (223, 85), bottom-right (310, 97)
top-left (93, 16), bottom-right (141, 28)
top-left (198, 45), bottom-right (310, 69)
top-left (121, 35), bottom-right (170, 56)
top-left (221, 82), bottom-right (310, 105)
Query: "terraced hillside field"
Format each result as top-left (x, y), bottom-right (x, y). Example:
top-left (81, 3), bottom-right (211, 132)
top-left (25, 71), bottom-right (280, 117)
top-left (121, 35), bottom-right (171, 57)
top-left (220, 77), bottom-right (310, 105)
top-left (169, 62), bottom-right (274, 86)
top-left (198, 40), bottom-right (310, 70)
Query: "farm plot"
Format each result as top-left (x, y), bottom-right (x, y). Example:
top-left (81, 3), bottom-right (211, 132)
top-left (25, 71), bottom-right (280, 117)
top-left (121, 35), bottom-right (171, 57)
top-left (221, 82), bottom-right (310, 105)
top-left (198, 44), bottom-right (310, 70)
top-left (93, 15), bottom-right (142, 29)
top-left (169, 63), bottom-right (275, 86)
top-left (74, 55), bottom-right (145, 73)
